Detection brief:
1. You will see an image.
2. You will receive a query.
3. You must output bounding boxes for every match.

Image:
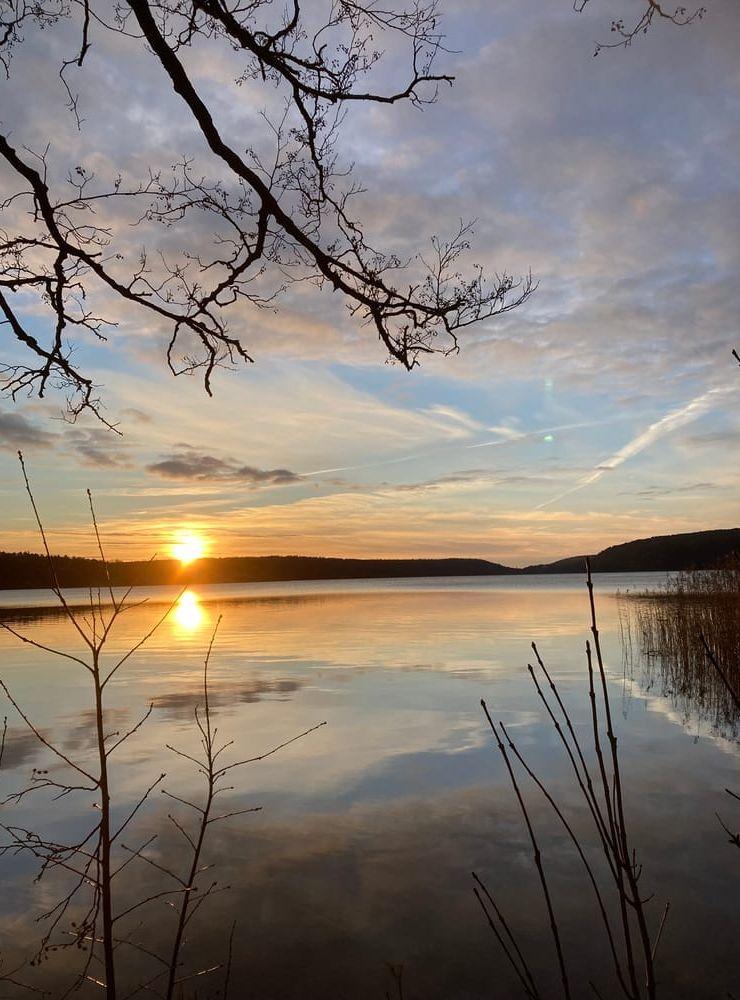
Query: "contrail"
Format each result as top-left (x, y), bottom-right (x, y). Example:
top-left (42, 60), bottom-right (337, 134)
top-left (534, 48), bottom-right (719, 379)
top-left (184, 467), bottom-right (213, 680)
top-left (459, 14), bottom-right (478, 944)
top-left (536, 385), bottom-right (736, 510)
top-left (299, 453), bottom-right (427, 478)
top-left (466, 418), bottom-right (610, 450)
top-left (300, 418), bottom-right (617, 478)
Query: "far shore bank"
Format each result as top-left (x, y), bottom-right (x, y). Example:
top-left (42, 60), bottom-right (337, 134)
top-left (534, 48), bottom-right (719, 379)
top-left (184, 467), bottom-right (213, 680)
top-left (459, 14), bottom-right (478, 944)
top-left (1, 527), bottom-right (739, 591)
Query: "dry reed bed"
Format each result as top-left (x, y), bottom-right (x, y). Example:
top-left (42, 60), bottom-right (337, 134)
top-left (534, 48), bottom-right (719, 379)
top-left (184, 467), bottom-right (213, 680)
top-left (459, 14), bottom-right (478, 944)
top-left (619, 562), bottom-right (740, 735)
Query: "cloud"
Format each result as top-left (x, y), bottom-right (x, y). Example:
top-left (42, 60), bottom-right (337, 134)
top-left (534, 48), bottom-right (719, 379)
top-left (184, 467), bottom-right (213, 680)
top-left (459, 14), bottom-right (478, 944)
top-left (390, 469), bottom-right (535, 494)
top-left (0, 407), bottom-right (134, 466)
top-left (684, 429), bottom-right (740, 448)
top-left (146, 449), bottom-right (301, 486)
top-left (120, 407), bottom-right (152, 424)
top-left (627, 482), bottom-right (721, 499)
top-left (538, 386), bottom-right (738, 509)
top-left (65, 428), bottom-right (133, 468)
top-left (0, 409), bottom-right (56, 450)
top-left (392, 469), bottom-right (489, 493)
top-left (421, 405), bottom-right (484, 433)
top-left (484, 424), bottom-right (525, 441)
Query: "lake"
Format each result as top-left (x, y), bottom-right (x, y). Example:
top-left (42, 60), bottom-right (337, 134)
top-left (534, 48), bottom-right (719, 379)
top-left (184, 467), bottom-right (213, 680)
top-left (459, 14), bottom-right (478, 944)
top-left (0, 574), bottom-right (737, 998)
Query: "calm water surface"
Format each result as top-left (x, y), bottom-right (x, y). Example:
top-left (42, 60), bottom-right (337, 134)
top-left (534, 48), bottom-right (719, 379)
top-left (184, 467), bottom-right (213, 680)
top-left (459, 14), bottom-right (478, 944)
top-left (0, 574), bottom-right (737, 998)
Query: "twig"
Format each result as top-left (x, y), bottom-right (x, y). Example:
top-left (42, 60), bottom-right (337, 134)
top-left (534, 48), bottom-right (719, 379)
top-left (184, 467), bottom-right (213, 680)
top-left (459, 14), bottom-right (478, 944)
top-left (481, 700), bottom-right (571, 1000)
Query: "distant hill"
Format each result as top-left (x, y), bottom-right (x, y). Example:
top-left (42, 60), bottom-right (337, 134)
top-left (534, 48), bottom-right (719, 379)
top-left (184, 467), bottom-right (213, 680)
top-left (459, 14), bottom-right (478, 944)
top-left (522, 528), bottom-right (740, 574)
top-left (1, 528), bottom-right (738, 591)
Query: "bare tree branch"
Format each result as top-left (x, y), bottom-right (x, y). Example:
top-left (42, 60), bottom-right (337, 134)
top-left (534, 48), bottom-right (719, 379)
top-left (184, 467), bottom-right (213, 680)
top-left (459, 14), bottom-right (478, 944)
top-left (1, 0), bottom-right (534, 424)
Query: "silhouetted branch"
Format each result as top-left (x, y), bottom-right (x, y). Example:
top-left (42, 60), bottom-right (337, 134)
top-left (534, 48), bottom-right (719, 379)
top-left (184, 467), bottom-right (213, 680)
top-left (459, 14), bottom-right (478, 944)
top-left (472, 872), bottom-right (540, 1000)
top-left (575, 0), bottom-right (706, 55)
top-left (222, 920), bottom-right (236, 1000)
top-left (1, 0), bottom-right (534, 423)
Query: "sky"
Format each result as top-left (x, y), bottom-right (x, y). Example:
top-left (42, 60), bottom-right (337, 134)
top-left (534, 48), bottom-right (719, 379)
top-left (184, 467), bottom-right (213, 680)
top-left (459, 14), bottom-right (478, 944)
top-left (1, 0), bottom-right (739, 566)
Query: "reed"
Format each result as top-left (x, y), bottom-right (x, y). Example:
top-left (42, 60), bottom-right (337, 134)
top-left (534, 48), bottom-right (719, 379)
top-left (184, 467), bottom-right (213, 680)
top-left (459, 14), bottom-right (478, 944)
top-left (621, 559), bottom-right (740, 734)
top-left (620, 561), bottom-right (739, 853)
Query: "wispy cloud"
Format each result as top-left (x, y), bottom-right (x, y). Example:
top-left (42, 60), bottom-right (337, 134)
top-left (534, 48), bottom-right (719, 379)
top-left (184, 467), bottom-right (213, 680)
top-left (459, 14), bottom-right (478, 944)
top-left (484, 424), bottom-right (526, 441)
top-left (421, 405), bottom-right (485, 434)
top-left (537, 386), bottom-right (737, 509)
top-left (66, 428), bottom-right (133, 469)
top-left (627, 481), bottom-right (720, 500)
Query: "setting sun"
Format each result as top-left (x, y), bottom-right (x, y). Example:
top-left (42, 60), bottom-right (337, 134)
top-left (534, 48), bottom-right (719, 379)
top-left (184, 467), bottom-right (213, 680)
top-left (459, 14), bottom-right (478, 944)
top-left (170, 531), bottom-right (207, 565)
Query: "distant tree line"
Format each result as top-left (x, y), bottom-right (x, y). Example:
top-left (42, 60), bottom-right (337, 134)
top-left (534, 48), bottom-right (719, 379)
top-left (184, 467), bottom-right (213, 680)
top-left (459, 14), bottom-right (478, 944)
top-left (2, 528), bottom-right (739, 591)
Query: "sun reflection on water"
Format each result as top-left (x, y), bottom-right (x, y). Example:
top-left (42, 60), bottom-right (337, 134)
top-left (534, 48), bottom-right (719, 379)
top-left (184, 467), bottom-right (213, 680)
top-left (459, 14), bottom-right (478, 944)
top-left (173, 590), bottom-right (204, 632)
